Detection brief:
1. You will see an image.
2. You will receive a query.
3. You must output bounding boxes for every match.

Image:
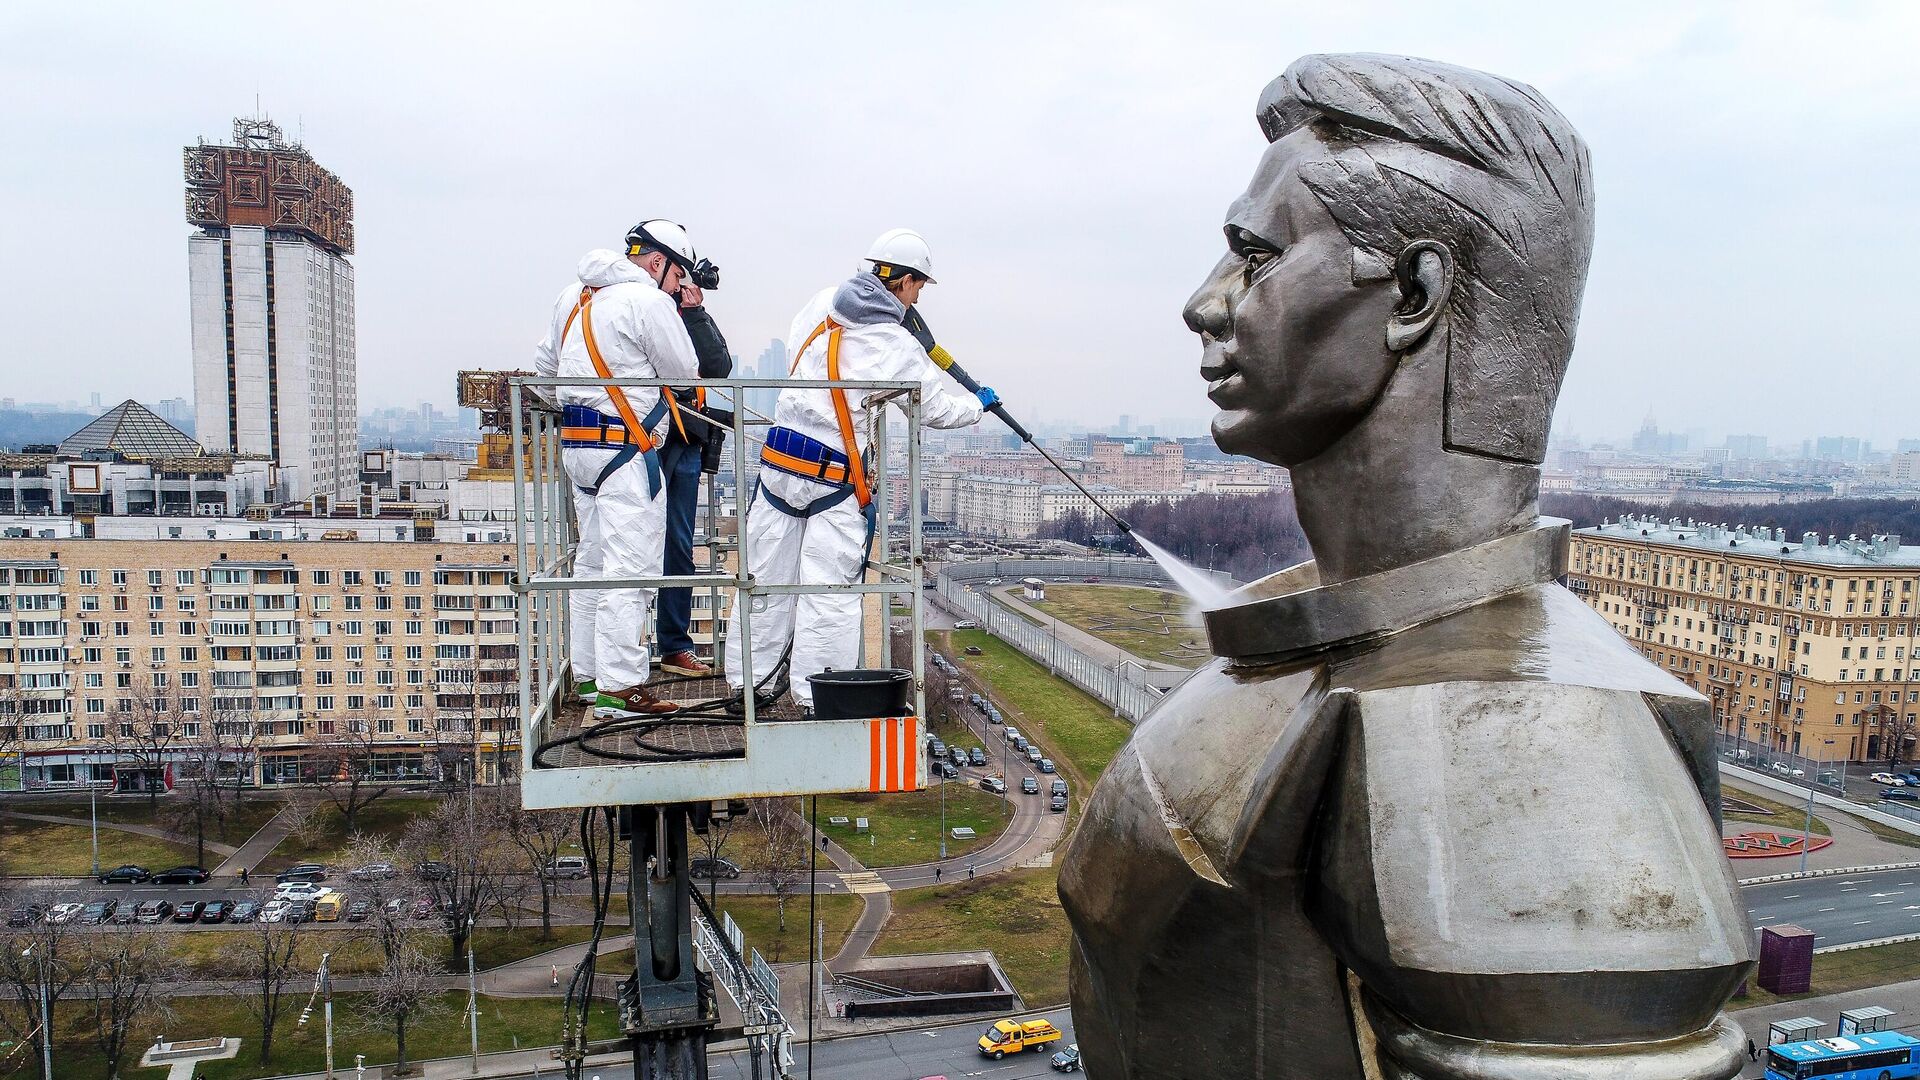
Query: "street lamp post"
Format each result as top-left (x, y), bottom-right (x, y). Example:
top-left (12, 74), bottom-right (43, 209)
top-left (1204, 543), bottom-right (1220, 571)
top-left (88, 755), bottom-right (101, 878)
top-left (467, 917), bottom-right (480, 1072)
top-left (938, 765), bottom-right (947, 862)
top-left (23, 944), bottom-right (50, 1080)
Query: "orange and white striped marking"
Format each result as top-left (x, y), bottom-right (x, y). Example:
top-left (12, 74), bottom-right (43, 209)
top-left (866, 716), bottom-right (920, 792)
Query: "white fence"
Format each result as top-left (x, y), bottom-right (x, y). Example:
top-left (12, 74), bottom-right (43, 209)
top-left (934, 557), bottom-right (1230, 723)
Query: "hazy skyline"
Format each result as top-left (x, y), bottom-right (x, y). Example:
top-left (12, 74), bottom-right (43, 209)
top-left (3, 2), bottom-right (1917, 446)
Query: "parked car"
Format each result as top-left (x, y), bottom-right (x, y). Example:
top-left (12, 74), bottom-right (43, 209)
top-left (986, 578), bottom-right (1003, 585)
top-left (1004, 727), bottom-right (1021, 743)
top-left (276, 864), bottom-right (329, 884)
top-left (46, 903), bottom-right (84, 926)
top-left (348, 862), bottom-right (398, 882)
top-left (979, 1017), bottom-right (1064, 1059)
top-left (259, 900), bottom-right (292, 923)
top-left (200, 901), bottom-right (230, 924)
top-left (111, 904), bottom-right (141, 925)
top-left (384, 898), bottom-right (408, 920)
top-left (346, 900), bottom-right (373, 923)
top-left (1014, 737), bottom-right (1029, 754)
top-left (274, 881), bottom-right (327, 903)
top-left (1083, 576), bottom-right (1100, 583)
top-left (227, 901), bottom-right (261, 924)
top-left (412, 897), bottom-right (438, 920)
top-left (954, 620), bottom-right (978, 629)
top-left (1051, 1044), bottom-right (1083, 1072)
top-left (981, 776), bottom-right (1007, 795)
top-left (1022, 776), bottom-right (1040, 794)
top-left (288, 900), bottom-right (317, 924)
top-left (415, 861), bottom-right (454, 882)
top-left (1904, 772), bottom-right (1920, 787)
top-left (939, 761), bottom-right (959, 779)
top-left (79, 901), bottom-right (117, 925)
top-left (1873, 772), bottom-right (1904, 785)
top-left (1051, 779), bottom-right (1068, 797)
top-left (691, 858), bottom-right (742, 880)
top-left (151, 865), bottom-right (211, 885)
top-left (1050, 794), bottom-right (1069, 813)
top-left (1026, 746), bottom-right (1043, 764)
top-left (172, 901), bottom-right (205, 924)
top-left (1883, 788), bottom-right (1920, 802)
top-left (6, 905), bottom-right (45, 928)
top-left (542, 857), bottom-right (589, 880)
top-left (986, 710), bottom-right (1002, 726)
top-left (131, 900), bottom-right (172, 924)
top-left (98, 864), bottom-right (152, 885)
top-left (970, 747), bottom-right (986, 767)
top-left (929, 740), bottom-right (948, 760)
top-left (1039, 758), bottom-right (1056, 773)
top-left (969, 693), bottom-right (984, 707)
top-left (1816, 771), bottom-right (1842, 787)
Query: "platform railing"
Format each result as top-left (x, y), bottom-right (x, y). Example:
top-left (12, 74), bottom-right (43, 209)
top-left (508, 374), bottom-right (929, 808)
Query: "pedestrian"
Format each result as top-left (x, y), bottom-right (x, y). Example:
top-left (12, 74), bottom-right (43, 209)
top-left (968, 864), bottom-right (975, 881)
top-left (723, 229), bottom-right (990, 713)
top-left (935, 865), bottom-right (943, 883)
top-left (551, 964), bottom-right (560, 988)
top-left (1746, 1038), bottom-right (1758, 1062)
top-left (533, 220), bottom-right (704, 718)
top-left (238, 866), bottom-right (249, 886)
top-left (821, 835), bottom-right (829, 850)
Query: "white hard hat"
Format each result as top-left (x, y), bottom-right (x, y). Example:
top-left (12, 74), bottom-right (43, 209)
top-left (864, 228), bottom-right (936, 284)
top-left (626, 219), bottom-right (698, 272)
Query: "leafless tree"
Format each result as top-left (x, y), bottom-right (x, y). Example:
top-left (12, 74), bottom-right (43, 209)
top-left (747, 797), bottom-right (809, 934)
top-left (78, 923), bottom-right (173, 1079)
top-left (339, 835), bottom-right (416, 966)
top-left (401, 791), bottom-right (515, 965)
top-left (504, 799), bottom-right (577, 939)
top-left (104, 692), bottom-right (191, 812)
top-left (0, 898), bottom-right (83, 1073)
top-left (218, 912), bottom-right (307, 1066)
top-left (162, 712), bottom-right (266, 868)
top-left (307, 709), bottom-right (401, 835)
top-left (353, 943), bottom-right (451, 1074)
top-left (693, 803), bottom-right (743, 912)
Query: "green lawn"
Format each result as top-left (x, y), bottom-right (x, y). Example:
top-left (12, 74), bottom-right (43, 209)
top-left (942, 629), bottom-right (1134, 788)
top-left (5, 794), bottom-right (284, 847)
top-left (815, 785), bottom-right (1009, 867)
top-left (37, 990), bottom-right (620, 1079)
top-left (715, 893), bottom-right (862, 966)
top-left (873, 866), bottom-right (1070, 1006)
top-left (1722, 782), bottom-right (1831, 836)
top-left (0, 819), bottom-right (197, 878)
top-left (264, 795), bottom-right (440, 869)
top-left (1030, 584), bottom-right (1209, 668)
top-left (128, 923), bottom-right (595, 980)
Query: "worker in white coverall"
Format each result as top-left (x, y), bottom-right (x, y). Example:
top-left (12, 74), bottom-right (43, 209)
top-left (533, 220), bottom-right (702, 718)
top-left (724, 229), bottom-right (993, 711)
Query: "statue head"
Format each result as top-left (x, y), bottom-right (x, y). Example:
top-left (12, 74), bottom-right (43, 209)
top-left (1184, 53), bottom-right (1594, 468)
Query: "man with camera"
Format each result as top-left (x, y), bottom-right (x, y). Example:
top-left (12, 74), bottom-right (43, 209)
top-left (656, 259), bottom-right (732, 677)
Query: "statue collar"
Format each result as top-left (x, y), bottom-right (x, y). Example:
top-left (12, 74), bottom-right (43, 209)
top-left (1202, 519), bottom-right (1570, 668)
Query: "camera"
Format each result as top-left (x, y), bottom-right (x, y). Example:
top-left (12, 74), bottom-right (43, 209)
top-left (690, 258), bottom-right (720, 291)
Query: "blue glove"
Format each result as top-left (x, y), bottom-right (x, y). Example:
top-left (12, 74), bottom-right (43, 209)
top-left (976, 386), bottom-right (1001, 409)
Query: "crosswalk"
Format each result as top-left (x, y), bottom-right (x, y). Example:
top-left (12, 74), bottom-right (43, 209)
top-left (840, 871), bottom-right (891, 895)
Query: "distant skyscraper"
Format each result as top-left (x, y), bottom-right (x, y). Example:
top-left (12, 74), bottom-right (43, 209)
top-left (1724, 434), bottom-right (1767, 460)
top-left (184, 116), bottom-right (357, 502)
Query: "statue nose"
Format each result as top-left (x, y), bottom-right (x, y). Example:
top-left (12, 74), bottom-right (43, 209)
top-left (1185, 261), bottom-right (1236, 340)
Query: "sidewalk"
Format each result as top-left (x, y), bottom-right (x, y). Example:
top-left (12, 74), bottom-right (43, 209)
top-left (212, 802), bottom-right (298, 879)
top-left (6, 810), bottom-right (240, 859)
top-left (1732, 976), bottom-right (1920, 1078)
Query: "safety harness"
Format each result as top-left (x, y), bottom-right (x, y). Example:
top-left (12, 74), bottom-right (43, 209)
top-left (756, 319), bottom-right (872, 518)
top-left (556, 286), bottom-right (689, 497)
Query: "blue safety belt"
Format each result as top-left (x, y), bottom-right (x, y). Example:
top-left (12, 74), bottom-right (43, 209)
top-left (561, 401), bottom-right (669, 497)
top-left (757, 426), bottom-right (858, 516)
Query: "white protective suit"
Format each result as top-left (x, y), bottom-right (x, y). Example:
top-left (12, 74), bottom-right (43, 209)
top-left (532, 250), bottom-right (700, 693)
top-left (723, 273), bottom-right (983, 705)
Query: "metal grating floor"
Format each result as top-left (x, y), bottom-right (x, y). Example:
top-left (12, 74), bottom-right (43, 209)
top-left (535, 674), bottom-right (808, 768)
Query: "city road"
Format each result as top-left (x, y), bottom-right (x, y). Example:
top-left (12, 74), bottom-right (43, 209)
top-left (1743, 864), bottom-right (1920, 947)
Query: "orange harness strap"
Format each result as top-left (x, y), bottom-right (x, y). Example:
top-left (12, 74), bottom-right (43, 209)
top-left (570, 287), bottom-right (654, 453)
top-left (823, 326), bottom-right (871, 509)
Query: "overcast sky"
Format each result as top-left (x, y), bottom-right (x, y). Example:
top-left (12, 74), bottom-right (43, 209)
top-left (3, 2), bottom-right (1916, 446)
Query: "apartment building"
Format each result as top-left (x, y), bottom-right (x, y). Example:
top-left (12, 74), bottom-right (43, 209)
top-left (0, 535), bottom-right (521, 791)
top-left (1568, 517), bottom-right (1920, 763)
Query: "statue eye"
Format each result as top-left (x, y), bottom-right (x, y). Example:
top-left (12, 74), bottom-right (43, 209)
top-left (1227, 227), bottom-right (1282, 285)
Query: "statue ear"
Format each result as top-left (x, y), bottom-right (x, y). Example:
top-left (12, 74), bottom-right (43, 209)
top-left (1386, 240), bottom-right (1455, 352)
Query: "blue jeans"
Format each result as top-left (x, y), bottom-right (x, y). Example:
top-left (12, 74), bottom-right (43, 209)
top-left (655, 439), bottom-right (703, 656)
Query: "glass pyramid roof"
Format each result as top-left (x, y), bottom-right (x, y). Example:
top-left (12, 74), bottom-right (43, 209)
top-left (58, 400), bottom-right (203, 458)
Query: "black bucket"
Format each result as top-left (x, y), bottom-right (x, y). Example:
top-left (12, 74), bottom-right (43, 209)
top-left (807, 668), bottom-right (914, 721)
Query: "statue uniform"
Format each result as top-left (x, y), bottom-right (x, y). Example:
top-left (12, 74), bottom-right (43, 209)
top-left (1059, 523), bottom-right (1753, 1079)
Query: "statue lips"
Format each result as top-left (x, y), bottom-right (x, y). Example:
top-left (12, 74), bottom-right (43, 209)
top-left (1200, 347), bottom-right (1246, 406)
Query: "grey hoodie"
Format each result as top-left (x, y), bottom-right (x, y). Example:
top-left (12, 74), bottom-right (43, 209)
top-left (829, 272), bottom-right (906, 327)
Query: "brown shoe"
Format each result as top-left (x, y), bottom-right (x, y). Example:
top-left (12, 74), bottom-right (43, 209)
top-left (593, 685), bottom-right (680, 718)
top-left (661, 651), bottom-right (713, 677)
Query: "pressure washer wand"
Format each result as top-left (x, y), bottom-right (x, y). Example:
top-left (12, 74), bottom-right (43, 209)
top-left (903, 307), bottom-right (1133, 535)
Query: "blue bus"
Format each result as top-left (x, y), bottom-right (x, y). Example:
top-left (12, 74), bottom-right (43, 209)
top-left (1766, 1032), bottom-right (1920, 1079)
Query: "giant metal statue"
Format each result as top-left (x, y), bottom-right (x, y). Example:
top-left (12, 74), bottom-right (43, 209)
top-left (1058, 53), bottom-right (1753, 1080)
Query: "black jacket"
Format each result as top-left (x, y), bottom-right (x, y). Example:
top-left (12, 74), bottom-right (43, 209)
top-left (671, 305), bottom-right (732, 450)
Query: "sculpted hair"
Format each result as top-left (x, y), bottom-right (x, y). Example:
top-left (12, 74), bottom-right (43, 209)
top-left (1257, 53), bottom-right (1595, 464)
